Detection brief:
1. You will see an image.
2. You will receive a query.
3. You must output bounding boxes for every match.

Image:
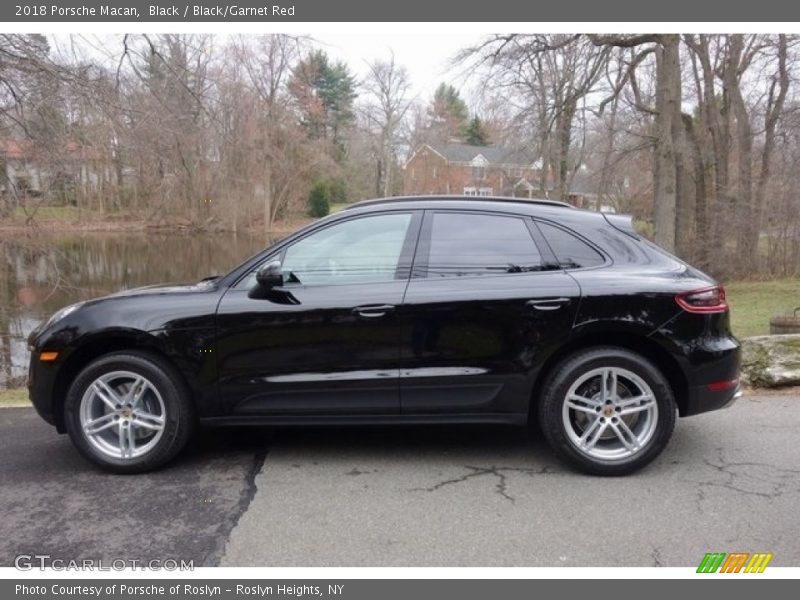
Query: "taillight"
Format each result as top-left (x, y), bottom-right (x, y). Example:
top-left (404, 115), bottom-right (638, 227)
top-left (675, 286), bottom-right (728, 314)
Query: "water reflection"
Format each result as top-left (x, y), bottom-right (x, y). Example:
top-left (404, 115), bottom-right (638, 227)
top-left (0, 232), bottom-right (269, 389)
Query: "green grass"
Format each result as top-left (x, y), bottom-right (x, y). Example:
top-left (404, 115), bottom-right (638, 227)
top-left (329, 202), bottom-right (351, 214)
top-left (726, 279), bottom-right (800, 338)
top-left (14, 206), bottom-right (83, 220)
top-left (0, 389), bottom-right (30, 408)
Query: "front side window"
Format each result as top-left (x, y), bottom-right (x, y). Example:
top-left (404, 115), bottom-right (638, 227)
top-left (280, 213), bottom-right (413, 286)
top-left (426, 212), bottom-right (542, 277)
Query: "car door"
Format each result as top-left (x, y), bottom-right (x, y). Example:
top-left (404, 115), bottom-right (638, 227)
top-left (398, 209), bottom-right (581, 417)
top-left (215, 210), bottom-right (422, 416)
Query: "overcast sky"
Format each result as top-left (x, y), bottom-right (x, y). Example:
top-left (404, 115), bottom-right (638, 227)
top-left (311, 32), bottom-right (483, 102)
top-left (52, 32), bottom-right (486, 109)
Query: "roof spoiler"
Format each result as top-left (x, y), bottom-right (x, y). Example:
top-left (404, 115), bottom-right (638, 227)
top-left (602, 213), bottom-right (640, 240)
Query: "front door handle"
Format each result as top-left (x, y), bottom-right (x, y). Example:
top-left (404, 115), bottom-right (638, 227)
top-left (352, 304), bottom-right (396, 318)
top-left (526, 297), bottom-right (571, 311)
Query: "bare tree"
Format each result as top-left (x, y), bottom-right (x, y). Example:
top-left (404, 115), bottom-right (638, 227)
top-left (361, 53), bottom-right (412, 197)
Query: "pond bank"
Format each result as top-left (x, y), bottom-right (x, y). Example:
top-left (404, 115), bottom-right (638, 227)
top-left (0, 216), bottom-right (308, 236)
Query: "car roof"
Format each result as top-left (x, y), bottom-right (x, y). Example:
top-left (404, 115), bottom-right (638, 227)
top-left (343, 195), bottom-right (574, 213)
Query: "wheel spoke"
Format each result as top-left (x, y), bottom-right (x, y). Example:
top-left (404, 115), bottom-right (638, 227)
top-left (568, 393), bottom-right (602, 407)
top-left (92, 381), bottom-right (121, 410)
top-left (118, 423), bottom-right (128, 457)
top-left (133, 411), bottom-right (164, 432)
top-left (617, 394), bottom-right (653, 409)
top-left (619, 403), bottom-right (653, 416)
top-left (127, 424), bottom-right (137, 456)
top-left (566, 399), bottom-right (599, 415)
top-left (83, 413), bottom-right (117, 436)
top-left (610, 421), bottom-right (638, 452)
top-left (605, 369), bottom-right (618, 400)
top-left (126, 377), bottom-right (147, 407)
top-left (579, 417), bottom-right (607, 449)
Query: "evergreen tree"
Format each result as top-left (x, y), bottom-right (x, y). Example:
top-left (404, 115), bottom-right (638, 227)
top-left (290, 50), bottom-right (357, 156)
top-left (464, 116), bottom-right (490, 146)
top-left (429, 83), bottom-right (469, 141)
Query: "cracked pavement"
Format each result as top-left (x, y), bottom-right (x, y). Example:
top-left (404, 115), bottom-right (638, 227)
top-left (1, 394), bottom-right (798, 567)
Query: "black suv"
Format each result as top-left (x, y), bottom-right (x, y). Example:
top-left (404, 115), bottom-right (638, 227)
top-left (28, 197), bottom-right (741, 475)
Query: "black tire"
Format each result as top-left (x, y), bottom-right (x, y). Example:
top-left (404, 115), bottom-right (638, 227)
top-left (64, 351), bottom-right (194, 474)
top-left (537, 347), bottom-right (677, 476)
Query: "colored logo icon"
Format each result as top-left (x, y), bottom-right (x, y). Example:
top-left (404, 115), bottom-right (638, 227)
top-left (697, 552), bottom-right (773, 573)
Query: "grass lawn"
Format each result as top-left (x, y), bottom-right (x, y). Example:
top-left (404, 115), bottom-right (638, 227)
top-left (726, 279), bottom-right (800, 338)
top-left (329, 202), bottom-right (351, 214)
top-left (0, 388), bottom-right (30, 408)
top-left (13, 205), bottom-right (83, 220)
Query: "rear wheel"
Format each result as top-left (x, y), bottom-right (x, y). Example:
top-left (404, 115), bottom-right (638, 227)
top-left (538, 347), bottom-right (676, 475)
top-left (64, 351), bottom-right (194, 473)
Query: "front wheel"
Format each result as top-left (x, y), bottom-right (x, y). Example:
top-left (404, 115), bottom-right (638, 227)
top-left (538, 347), bottom-right (677, 476)
top-left (64, 351), bottom-right (194, 474)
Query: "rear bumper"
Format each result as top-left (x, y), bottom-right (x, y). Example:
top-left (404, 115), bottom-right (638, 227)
top-left (684, 381), bottom-right (742, 416)
top-left (650, 315), bottom-right (741, 417)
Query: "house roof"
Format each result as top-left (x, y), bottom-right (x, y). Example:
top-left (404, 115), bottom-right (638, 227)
top-left (568, 168), bottom-right (599, 197)
top-left (421, 142), bottom-right (538, 166)
top-left (0, 138), bottom-right (102, 161)
top-left (0, 139), bottom-right (29, 159)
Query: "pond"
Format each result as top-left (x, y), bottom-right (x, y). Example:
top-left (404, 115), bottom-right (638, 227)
top-left (0, 232), bottom-right (272, 390)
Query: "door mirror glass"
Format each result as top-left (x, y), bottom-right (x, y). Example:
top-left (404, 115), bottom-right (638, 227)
top-left (255, 260), bottom-right (283, 290)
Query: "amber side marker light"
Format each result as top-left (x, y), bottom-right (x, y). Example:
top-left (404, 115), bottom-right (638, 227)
top-left (39, 351), bottom-right (59, 362)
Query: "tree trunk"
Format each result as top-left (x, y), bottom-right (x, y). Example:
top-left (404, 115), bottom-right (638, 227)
top-left (652, 35), bottom-right (681, 252)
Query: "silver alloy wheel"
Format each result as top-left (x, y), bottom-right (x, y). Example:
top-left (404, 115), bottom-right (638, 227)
top-left (562, 366), bottom-right (658, 461)
top-left (79, 370), bottom-right (166, 460)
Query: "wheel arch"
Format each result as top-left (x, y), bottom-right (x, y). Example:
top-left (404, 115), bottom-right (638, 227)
top-left (530, 329), bottom-right (689, 418)
top-left (51, 330), bottom-right (187, 433)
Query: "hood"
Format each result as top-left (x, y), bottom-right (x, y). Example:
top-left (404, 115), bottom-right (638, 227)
top-left (103, 278), bottom-right (218, 299)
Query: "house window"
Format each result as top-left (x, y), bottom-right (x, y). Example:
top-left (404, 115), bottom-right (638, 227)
top-left (463, 187), bottom-right (478, 196)
top-left (472, 165), bottom-right (485, 180)
top-left (410, 169), bottom-right (416, 181)
top-left (432, 167), bottom-right (437, 179)
top-left (478, 187), bottom-right (493, 197)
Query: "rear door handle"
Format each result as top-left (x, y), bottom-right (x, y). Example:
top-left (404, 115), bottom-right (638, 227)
top-left (352, 304), bottom-right (396, 318)
top-left (526, 297), bottom-right (571, 311)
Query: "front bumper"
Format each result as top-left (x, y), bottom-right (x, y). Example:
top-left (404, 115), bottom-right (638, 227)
top-left (27, 351), bottom-right (61, 430)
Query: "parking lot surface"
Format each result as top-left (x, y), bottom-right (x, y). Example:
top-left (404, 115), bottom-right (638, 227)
top-left (1, 395), bottom-right (798, 567)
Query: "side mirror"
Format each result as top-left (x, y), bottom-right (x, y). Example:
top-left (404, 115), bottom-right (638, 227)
top-left (255, 260), bottom-right (283, 291)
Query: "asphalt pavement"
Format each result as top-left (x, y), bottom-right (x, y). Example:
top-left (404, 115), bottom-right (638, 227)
top-left (1, 395), bottom-right (798, 568)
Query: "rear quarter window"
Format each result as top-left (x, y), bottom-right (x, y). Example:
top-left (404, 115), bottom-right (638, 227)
top-left (536, 221), bottom-right (605, 269)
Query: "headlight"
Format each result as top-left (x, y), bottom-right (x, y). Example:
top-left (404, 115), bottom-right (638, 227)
top-left (43, 302), bottom-right (85, 330)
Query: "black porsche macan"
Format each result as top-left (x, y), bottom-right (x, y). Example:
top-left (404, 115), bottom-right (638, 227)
top-left (27, 196), bottom-right (741, 475)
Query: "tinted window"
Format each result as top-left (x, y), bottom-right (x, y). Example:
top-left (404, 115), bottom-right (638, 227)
top-left (426, 212), bottom-right (541, 277)
top-left (537, 221), bottom-right (605, 268)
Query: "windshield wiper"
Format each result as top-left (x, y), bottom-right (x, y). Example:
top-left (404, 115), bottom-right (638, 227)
top-left (503, 261), bottom-right (563, 273)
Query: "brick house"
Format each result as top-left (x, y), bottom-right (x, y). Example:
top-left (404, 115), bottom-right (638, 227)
top-left (0, 138), bottom-right (109, 198)
top-left (403, 142), bottom-right (546, 198)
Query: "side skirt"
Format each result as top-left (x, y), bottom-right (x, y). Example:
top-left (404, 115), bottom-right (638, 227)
top-left (198, 413), bottom-right (529, 427)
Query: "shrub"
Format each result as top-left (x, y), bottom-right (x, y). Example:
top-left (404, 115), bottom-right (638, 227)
top-left (307, 181), bottom-right (331, 218)
top-left (328, 178), bottom-right (347, 205)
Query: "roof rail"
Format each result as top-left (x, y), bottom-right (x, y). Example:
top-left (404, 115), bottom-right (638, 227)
top-left (342, 195), bottom-right (574, 211)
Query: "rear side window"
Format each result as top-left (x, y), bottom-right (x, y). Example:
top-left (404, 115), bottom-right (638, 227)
top-left (426, 212), bottom-right (541, 277)
top-left (537, 221), bottom-right (605, 269)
